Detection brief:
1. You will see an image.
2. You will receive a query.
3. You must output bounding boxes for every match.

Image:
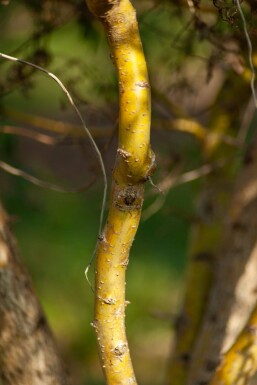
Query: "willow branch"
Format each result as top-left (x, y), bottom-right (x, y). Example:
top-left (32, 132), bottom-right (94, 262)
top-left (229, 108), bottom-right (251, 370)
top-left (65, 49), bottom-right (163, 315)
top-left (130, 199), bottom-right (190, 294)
top-left (85, 1), bottom-right (155, 385)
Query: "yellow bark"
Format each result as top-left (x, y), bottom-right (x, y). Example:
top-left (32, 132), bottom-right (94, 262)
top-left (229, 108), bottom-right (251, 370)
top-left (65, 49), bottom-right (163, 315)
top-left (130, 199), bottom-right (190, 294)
top-left (85, 1), bottom-right (154, 385)
top-left (210, 303), bottom-right (257, 385)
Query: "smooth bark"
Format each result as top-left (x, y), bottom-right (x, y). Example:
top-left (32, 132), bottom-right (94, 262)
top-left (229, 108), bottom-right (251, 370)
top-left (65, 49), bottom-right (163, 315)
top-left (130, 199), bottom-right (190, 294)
top-left (85, 1), bottom-right (155, 385)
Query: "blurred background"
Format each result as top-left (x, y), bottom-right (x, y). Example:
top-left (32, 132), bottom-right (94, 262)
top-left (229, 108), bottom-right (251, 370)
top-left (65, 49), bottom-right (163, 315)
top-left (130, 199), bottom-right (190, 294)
top-left (0, 1), bottom-right (257, 384)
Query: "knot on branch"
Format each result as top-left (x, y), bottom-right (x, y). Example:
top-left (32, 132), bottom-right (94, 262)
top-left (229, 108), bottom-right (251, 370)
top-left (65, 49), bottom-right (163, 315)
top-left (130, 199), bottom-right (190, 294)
top-left (114, 184), bottom-right (144, 212)
top-left (112, 341), bottom-right (128, 357)
top-left (116, 147), bottom-right (156, 184)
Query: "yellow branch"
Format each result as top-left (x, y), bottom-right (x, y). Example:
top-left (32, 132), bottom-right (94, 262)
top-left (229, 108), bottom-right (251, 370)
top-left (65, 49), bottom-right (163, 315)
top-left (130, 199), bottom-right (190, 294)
top-left (210, 303), bottom-right (257, 385)
top-left (0, 125), bottom-right (63, 145)
top-left (3, 109), bottom-right (239, 149)
top-left (4, 108), bottom-right (100, 138)
top-left (85, 1), bottom-right (155, 385)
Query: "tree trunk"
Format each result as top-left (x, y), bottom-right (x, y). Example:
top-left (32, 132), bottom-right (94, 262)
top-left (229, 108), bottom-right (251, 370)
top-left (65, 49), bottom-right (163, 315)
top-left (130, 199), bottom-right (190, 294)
top-left (188, 137), bottom-right (257, 385)
top-left (0, 202), bottom-right (71, 385)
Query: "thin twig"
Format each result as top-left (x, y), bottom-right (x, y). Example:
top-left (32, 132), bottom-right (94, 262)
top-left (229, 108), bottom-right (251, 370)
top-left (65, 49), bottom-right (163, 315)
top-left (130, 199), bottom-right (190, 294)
top-left (4, 108), bottom-right (113, 138)
top-left (142, 194), bottom-right (166, 221)
top-left (186, 0), bottom-right (196, 15)
top-left (143, 160), bottom-right (226, 221)
top-left (160, 160), bottom-right (225, 192)
top-left (148, 176), bottom-right (163, 193)
top-left (237, 97), bottom-right (256, 144)
top-left (0, 52), bottom-right (107, 231)
top-left (0, 52), bottom-right (108, 288)
top-left (236, 0), bottom-right (257, 107)
top-left (0, 125), bottom-right (65, 145)
top-left (0, 160), bottom-right (96, 193)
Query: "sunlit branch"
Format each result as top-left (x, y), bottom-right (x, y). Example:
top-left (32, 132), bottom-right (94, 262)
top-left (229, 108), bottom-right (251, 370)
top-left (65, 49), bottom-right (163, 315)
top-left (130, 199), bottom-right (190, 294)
top-left (210, 301), bottom-right (257, 385)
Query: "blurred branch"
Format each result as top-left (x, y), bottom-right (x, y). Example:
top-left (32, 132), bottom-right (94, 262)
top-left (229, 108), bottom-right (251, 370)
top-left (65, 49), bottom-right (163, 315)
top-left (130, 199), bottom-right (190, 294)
top-left (0, 125), bottom-right (66, 145)
top-left (159, 159), bottom-right (226, 192)
top-left (3, 108), bottom-right (240, 149)
top-left (0, 160), bottom-right (96, 193)
top-left (237, 97), bottom-right (256, 145)
top-left (166, 104), bottom-right (240, 385)
top-left (0, 203), bottom-right (72, 385)
top-left (0, 49), bottom-right (108, 246)
top-left (4, 108), bottom-right (112, 138)
top-left (210, 301), bottom-right (257, 385)
top-left (169, 0), bottom-right (217, 14)
top-left (235, 0), bottom-right (257, 108)
top-left (143, 160), bottom-right (226, 221)
top-left (157, 118), bottom-right (240, 149)
top-left (189, 135), bottom-right (257, 385)
top-left (151, 87), bottom-right (240, 150)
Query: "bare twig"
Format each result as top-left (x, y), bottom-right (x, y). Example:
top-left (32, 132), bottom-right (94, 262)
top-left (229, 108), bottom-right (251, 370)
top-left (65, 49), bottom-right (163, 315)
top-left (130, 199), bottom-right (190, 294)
top-left (160, 160), bottom-right (226, 193)
top-left (4, 108), bottom-right (113, 139)
top-left (0, 125), bottom-right (65, 145)
top-left (0, 160), bottom-right (96, 193)
top-left (143, 160), bottom-right (226, 221)
top-left (237, 97), bottom-right (256, 145)
top-left (0, 52), bottom-right (107, 237)
top-left (0, 51), bottom-right (108, 290)
top-left (236, 0), bottom-right (257, 107)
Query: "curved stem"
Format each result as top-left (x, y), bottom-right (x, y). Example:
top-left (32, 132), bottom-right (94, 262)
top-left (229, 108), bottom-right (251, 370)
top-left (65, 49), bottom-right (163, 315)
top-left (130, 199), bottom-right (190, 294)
top-left (85, 1), bottom-right (155, 385)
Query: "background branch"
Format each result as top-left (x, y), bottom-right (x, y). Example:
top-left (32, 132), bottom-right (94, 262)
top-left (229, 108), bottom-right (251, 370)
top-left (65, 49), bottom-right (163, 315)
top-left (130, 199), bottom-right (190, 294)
top-left (0, 202), bottom-right (72, 385)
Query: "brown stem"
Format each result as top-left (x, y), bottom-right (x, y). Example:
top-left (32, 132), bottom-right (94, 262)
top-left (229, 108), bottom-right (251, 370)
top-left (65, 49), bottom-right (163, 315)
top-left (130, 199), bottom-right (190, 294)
top-left (0, 203), bottom-right (71, 385)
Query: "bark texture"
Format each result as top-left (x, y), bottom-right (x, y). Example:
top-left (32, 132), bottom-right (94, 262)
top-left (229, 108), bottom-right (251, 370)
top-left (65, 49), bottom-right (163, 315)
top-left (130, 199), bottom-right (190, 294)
top-left (188, 138), bottom-right (257, 385)
top-left (210, 301), bottom-right (257, 385)
top-left (0, 203), bottom-right (71, 385)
